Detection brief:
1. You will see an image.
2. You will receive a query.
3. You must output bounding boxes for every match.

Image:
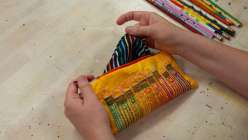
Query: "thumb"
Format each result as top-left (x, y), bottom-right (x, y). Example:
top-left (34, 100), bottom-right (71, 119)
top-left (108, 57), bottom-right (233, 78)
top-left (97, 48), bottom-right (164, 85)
top-left (125, 25), bottom-right (150, 36)
top-left (64, 82), bottom-right (82, 107)
top-left (77, 76), bottom-right (97, 100)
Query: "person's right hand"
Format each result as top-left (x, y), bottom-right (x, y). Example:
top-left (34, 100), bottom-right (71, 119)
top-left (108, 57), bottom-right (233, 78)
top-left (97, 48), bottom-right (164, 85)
top-left (117, 11), bottom-right (191, 55)
top-left (64, 75), bottom-right (115, 140)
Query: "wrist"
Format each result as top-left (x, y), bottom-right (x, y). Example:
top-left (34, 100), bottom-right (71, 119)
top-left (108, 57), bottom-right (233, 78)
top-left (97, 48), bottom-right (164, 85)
top-left (171, 29), bottom-right (196, 56)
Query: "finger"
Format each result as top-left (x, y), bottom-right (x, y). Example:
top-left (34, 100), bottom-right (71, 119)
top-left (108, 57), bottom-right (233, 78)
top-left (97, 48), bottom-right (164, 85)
top-left (86, 75), bottom-right (95, 82)
top-left (116, 11), bottom-right (150, 25)
top-left (74, 75), bottom-right (95, 82)
top-left (65, 82), bottom-right (82, 105)
top-left (134, 23), bottom-right (140, 26)
top-left (147, 38), bottom-right (155, 48)
top-left (125, 25), bottom-right (151, 37)
top-left (76, 76), bottom-right (97, 100)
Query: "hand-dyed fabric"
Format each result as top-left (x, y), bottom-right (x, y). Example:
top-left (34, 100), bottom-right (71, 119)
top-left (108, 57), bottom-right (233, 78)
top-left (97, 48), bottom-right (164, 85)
top-left (104, 34), bottom-right (151, 73)
top-left (91, 35), bottom-right (198, 134)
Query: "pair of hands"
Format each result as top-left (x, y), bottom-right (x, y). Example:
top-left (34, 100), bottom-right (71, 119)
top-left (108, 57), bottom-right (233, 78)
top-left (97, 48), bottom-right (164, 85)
top-left (64, 11), bottom-right (189, 140)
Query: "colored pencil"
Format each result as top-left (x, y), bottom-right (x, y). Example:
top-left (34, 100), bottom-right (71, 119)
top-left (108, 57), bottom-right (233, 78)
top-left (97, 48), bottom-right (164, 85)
top-left (145, 0), bottom-right (241, 41)
top-left (177, 0), bottom-right (235, 37)
top-left (158, 0), bottom-right (213, 37)
top-left (151, 0), bottom-right (220, 39)
top-left (146, 0), bottom-right (199, 34)
top-left (180, 0), bottom-right (227, 28)
top-left (203, 0), bottom-right (242, 27)
top-left (170, 0), bottom-right (218, 32)
top-left (171, 0), bottom-right (223, 36)
top-left (198, 0), bottom-right (234, 25)
top-left (166, 0), bottom-right (219, 39)
top-left (188, 0), bottom-right (233, 26)
top-left (199, 0), bottom-right (234, 24)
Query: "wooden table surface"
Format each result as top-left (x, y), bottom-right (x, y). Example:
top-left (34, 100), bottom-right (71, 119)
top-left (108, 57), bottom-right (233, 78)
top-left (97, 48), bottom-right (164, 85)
top-left (0, 0), bottom-right (248, 140)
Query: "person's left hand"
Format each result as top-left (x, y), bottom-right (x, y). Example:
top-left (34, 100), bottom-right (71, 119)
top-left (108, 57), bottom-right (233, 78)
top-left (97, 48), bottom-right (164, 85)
top-left (64, 75), bottom-right (115, 140)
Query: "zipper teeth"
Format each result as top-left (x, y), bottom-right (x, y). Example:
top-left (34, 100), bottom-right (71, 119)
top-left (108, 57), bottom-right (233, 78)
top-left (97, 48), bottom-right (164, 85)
top-left (97, 55), bottom-right (152, 79)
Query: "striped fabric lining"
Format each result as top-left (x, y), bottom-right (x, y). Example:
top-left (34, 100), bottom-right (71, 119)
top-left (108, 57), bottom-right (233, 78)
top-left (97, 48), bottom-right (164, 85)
top-left (104, 34), bottom-right (151, 73)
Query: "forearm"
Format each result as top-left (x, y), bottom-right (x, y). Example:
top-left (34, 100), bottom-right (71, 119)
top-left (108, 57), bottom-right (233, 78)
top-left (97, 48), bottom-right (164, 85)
top-left (175, 32), bottom-right (248, 98)
top-left (116, 11), bottom-right (248, 98)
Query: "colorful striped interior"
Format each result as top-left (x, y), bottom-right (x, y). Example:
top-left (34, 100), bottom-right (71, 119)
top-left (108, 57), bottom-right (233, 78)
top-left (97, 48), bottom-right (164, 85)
top-left (104, 34), bottom-right (151, 73)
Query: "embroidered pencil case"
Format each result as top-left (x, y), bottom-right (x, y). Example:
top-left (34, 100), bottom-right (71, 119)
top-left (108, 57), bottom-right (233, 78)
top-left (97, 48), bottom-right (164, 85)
top-left (91, 34), bottom-right (198, 134)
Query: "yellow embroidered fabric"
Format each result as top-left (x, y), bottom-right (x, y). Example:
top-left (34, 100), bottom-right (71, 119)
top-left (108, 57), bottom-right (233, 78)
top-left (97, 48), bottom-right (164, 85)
top-left (91, 52), bottom-right (198, 134)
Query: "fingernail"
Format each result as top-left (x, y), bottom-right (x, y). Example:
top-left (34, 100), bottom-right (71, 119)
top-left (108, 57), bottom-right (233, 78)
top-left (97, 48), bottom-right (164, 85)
top-left (73, 81), bottom-right (79, 88)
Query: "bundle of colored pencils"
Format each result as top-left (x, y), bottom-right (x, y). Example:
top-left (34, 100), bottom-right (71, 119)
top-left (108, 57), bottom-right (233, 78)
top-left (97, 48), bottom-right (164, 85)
top-left (146, 0), bottom-right (242, 41)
